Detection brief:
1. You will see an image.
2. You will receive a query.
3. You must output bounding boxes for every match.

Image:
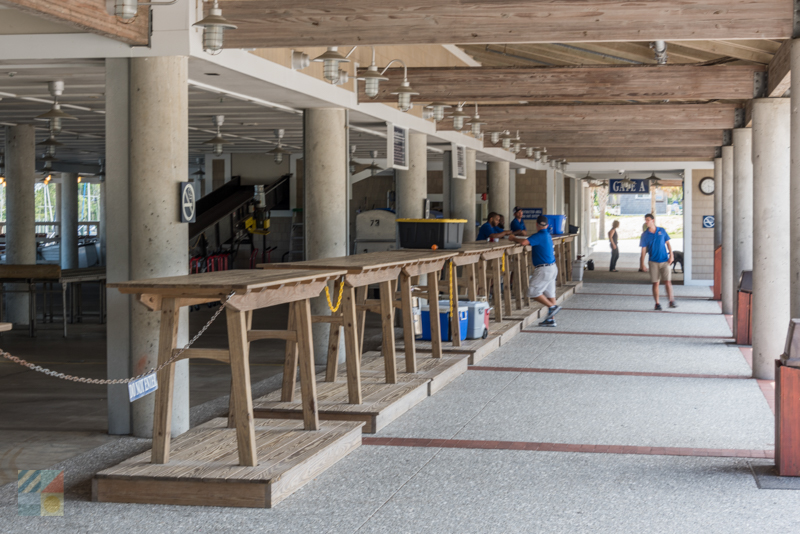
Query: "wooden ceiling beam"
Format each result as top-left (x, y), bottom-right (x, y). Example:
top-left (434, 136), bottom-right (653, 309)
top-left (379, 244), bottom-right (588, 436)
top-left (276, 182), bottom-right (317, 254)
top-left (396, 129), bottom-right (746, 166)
top-left (767, 39), bottom-right (792, 96)
top-left (665, 40), bottom-right (775, 64)
top-left (436, 104), bottom-right (737, 131)
top-left (365, 65), bottom-right (762, 103)
top-left (219, 1), bottom-right (793, 48)
top-left (507, 129), bottom-right (724, 149)
top-left (508, 44), bottom-right (625, 66)
top-left (0, 0), bottom-right (149, 46)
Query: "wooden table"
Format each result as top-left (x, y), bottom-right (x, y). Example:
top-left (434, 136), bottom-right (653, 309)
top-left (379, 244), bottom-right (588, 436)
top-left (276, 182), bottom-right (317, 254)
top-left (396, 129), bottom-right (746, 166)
top-left (258, 250), bottom-right (456, 405)
top-left (110, 269), bottom-right (346, 467)
top-left (552, 234), bottom-right (577, 285)
top-left (60, 267), bottom-right (107, 328)
top-left (469, 242), bottom-right (517, 323)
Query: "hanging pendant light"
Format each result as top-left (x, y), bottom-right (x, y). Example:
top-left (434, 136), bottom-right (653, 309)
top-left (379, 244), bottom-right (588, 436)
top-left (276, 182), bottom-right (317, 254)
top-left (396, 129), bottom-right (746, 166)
top-left (203, 115), bottom-right (232, 156)
top-left (489, 132), bottom-right (501, 145)
top-left (35, 81), bottom-right (77, 136)
top-left (499, 131), bottom-right (514, 149)
top-left (381, 59), bottom-right (417, 112)
top-left (194, 0), bottom-right (238, 55)
top-left (38, 135), bottom-right (63, 157)
top-left (268, 129), bottom-right (291, 164)
top-left (356, 47), bottom-right (389, 98)
top-left (426, 102), bottom-right (451, 122)
top-left (192, 157), bottom-right (206, 177)
top-left (450, 103), bottom-right (469, 131)
top-left (466, 104), bottom-right (486, 138)
top-left (313, 47), bottom-right (350, 84)
top-left (349, 145), bottom-right (358, 174)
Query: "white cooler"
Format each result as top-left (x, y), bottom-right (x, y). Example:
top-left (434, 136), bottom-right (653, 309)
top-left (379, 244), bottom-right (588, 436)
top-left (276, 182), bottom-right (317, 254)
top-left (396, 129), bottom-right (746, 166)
top-left (464, 300), bottom-right (491, 339)
top-left (572, 260), bottom-right (585, 282)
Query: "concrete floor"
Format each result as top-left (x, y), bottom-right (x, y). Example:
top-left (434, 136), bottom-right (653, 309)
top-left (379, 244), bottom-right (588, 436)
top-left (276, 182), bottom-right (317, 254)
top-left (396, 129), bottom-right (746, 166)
top-left (2, 260), bottom-right (798, 532)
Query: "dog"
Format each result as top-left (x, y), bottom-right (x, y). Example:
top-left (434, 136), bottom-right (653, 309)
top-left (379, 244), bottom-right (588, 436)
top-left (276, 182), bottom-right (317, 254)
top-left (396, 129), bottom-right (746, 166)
top-left (672, 251), bottom-right (684, 273)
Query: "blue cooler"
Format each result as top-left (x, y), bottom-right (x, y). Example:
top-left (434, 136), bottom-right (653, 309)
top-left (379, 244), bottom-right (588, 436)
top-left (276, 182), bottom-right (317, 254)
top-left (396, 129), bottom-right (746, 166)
top-left (545, 214), bottom-right (567, 235)
top-left (420, 301), bottom-right (468, 341)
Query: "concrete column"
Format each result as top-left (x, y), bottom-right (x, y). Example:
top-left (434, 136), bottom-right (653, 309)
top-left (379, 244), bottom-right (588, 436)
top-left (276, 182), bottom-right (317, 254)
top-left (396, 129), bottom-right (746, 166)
top-left (4, 125), bottom-right (36, 325)
top-left (487, 161), bottom-right (510, 220)
top-left (713, 157), bottom-right (723, 248)
top-left (721, 146), bottom-right (734, 314)
top-left (442, 151), bottom-right (452, 218)
top-left (732, 128), bottom-right (753, 301)
top-left (791, 39), bottom-right (800, 318)
top-left (304, 108), bottom-right (348, 363)
top-left (128, 56), bottom-right (190, 438)
top-left (752, 98), bottom-right (791, 380)
top-left (98, 181), bottom-right (106, 265)
top-left (545, 168), bottom-right (556, 214)
top-left (452, 149), bottom-right (477, 241)
top-left (396, 132), bottom-right (427, 219)
top-left (60, 173), bottom-right (79, 269)
top-left (554, 171), bottom-right (565, 215)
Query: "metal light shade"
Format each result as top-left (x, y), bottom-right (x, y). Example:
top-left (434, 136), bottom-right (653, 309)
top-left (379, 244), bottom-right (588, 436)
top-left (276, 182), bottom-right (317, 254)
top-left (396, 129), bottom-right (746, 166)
top-left (115, 0), bottom-right (138, 20)
top-left (542, 155), bottom-right (549, 164)
top-left (518, 168), bottom-right (527, 175)
top-left (38, 136), bottom-right (63, 148)
top-left (391, 81), bottom-right (418, 113)
top-left (366, 162), bottom-right (383, 176)
top-left (313, 47), bottom-right (350, 84)
top-left (192, 168), bottom-right (206, 177)
top-left (451, 106), bottom-right (469, 131)
top-left (357, 65), bottom-right (388, 98)
top-left (490, 132), bottom-right (500, 145)
top-left (194, 6), bottom-right (237, 54)
top-left (35, 103), bottom-right (76, 122)
top-left (426, 102), bottom-right (451, 122)
top-left (468, 118), bottom-right (485, 137)
top-left (203, 134), bottom-right (231, 146)
top-left (268, 145), bottom-right (291, 164)
top-left (335, 69), bottom-right (350, 86)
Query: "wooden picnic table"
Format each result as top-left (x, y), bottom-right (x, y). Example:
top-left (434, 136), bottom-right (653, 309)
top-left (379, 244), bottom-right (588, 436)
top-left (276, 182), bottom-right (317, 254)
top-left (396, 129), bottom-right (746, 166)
top-left (110, 269), bottom-right (346, 467)
top-left (0, 264), bottom-right (61, 337)
top-left (259, 250), bottom-right (457, 403)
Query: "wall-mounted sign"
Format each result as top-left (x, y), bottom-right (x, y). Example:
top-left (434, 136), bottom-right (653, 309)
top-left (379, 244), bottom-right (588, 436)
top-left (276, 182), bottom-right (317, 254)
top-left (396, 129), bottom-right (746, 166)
top-left (180, 182), bottom-right (196, 223)
top-left (609, 178), bottom-right (650, 194)
top-left (520, 208), bottom-right (543, 220)
top-left (451, 144), bottom-right (466, 179)
top-left (386, 123), bottom-right (409, 170)
top-left (702, 215), bottom-right (715, 228)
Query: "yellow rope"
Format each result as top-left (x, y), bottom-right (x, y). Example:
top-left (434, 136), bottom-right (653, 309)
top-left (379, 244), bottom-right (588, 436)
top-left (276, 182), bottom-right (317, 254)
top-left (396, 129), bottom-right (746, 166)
top-left (501, 254), bottom-right (506, 273)
top-left (449, 260), bottom-right (455, 317)
top-left (324, 278), bottom-right (346, 312)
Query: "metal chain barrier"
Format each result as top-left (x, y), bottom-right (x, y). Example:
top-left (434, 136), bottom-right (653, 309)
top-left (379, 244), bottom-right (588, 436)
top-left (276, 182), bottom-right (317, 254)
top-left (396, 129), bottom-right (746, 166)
top-left (0, 291), bottom-right (236, 385)
top-left (324, 277), bottom-right (346, 313)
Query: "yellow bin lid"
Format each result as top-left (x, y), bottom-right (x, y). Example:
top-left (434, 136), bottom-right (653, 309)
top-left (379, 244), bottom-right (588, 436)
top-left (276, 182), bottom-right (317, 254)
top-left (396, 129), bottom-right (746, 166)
top-left (396, 219), bottom-right (467, 223)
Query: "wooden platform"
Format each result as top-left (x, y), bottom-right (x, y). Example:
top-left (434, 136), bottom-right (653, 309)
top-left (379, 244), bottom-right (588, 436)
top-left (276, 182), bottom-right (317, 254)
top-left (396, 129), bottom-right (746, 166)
top-left (253, 376), bottom-right (430, 434)
top-left (358, 351), bottom-right (469, 396)
top-left (93, 418), bottom-right (363, 508)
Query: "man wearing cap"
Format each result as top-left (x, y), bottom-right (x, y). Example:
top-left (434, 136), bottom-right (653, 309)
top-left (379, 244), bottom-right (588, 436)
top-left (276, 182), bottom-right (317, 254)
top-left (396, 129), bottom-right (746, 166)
top-left (640, 213), bottom-right (677, 310)
top-left (477, 212), bottom-right (512, 241)
top-left (510, 207), bottom-right (528, 236)
top-left (510, 215), bottom-right (561, 327)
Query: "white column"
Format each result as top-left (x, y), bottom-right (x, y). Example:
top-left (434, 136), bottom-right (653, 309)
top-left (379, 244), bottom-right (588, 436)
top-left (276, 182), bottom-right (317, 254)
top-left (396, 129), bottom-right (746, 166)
top-left (60, 172), bottom-right (79, 269)
top-left (452, 149), bottom-right (476, 241)
top-left (713, 157), bottom-right (723, 249)
top-left (721, 146), bottom-right (734, 314)
top-left (733, 128), bottom-right (753, 299)
top-left (554, 170), bottom-right (565, 215)
top-left (752, 98), bottom-right (791, 380)
top-left (487, 161), bottom-right (510, 220)
top-left (791, 39), bottom-right (800, 318)
top-left (98, 181), bottom-right (106, 265)
top-left (4, 125), bottom-right (36, 325)
top-left (396, 132), bottom-right (427, 219)
top-left (304, 108), bottom-right (348, 363)
top-left (442, 150), bottom-right (452, 218)
top-left (545, 168), bottom-right (556, 214)
top-left (128, 56), bottom-right (190, 438)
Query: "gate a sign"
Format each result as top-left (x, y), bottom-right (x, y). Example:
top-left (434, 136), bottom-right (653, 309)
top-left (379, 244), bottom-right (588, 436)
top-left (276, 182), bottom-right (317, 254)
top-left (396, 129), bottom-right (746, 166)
top-left (609, 178), bottom-right (650, 194)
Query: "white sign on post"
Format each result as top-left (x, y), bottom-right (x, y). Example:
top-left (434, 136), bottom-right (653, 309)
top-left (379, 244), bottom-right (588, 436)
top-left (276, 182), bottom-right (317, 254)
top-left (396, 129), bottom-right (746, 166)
top-left (451, 144), bottom-right (466, 179)
top-left (128, 373), bottom-right (158, 402)
top-left (386, 123), bottom-right (409, 170)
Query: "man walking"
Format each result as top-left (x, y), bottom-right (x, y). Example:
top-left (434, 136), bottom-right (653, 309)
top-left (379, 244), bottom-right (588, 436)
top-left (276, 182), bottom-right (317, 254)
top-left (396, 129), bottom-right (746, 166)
top-left (510, 215), bottom-right (560, 326)
top-left (639, 213), bottom-right (677, 310)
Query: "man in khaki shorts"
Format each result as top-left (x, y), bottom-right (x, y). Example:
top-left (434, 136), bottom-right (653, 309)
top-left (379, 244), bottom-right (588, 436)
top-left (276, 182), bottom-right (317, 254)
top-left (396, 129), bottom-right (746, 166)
top-left (639, 213), bottom-right (676, 311)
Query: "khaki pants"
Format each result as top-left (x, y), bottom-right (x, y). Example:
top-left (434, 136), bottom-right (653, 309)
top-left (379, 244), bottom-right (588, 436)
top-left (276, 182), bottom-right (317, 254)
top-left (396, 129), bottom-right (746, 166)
top-left (649, 261), bottom-right (672, 283)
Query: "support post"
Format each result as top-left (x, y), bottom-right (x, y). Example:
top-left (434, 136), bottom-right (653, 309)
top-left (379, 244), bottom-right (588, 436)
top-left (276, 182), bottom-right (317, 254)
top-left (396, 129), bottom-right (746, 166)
top-left (452, 149), bottom-right (477, 242)
top-left (487, 161), bottom-right (510, 221)
top-left (60, 172), bottom-right (79, 270)
top-left (752, 98), bottom-right (791, 380)
top-left (721, 146), bottom-right (735, 314)
top-left (396, 132), bottom-right (427, 219)
top-left (732, 128), bottom-right (753, 319)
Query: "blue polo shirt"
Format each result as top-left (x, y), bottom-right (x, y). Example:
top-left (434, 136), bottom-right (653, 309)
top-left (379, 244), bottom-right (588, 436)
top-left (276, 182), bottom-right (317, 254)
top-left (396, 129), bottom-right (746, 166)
top-left (510, 218), bottom-right (526, 232)
top-left (639, 227), bottom-right (671, 263)
top-left (528, 229), bottom-right (556, 266)
top-left (477, 222), bottom-right (501, 241)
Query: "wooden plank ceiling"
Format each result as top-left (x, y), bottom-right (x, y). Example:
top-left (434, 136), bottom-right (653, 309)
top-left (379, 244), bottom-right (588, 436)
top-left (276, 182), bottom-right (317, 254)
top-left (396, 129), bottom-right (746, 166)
top-left (218, 1), bottom-right (792, 48)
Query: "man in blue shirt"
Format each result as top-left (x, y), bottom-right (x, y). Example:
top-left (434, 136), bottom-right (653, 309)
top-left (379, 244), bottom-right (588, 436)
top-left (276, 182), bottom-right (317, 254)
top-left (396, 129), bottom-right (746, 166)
top-left (509, 207), bottom-right (527, 236)
top-left (510, 215), bottom-right (561, 326)
top-left (476, 212), bottom-right (512, 241)
top-left (639, 213), bottom-right (676, 310)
